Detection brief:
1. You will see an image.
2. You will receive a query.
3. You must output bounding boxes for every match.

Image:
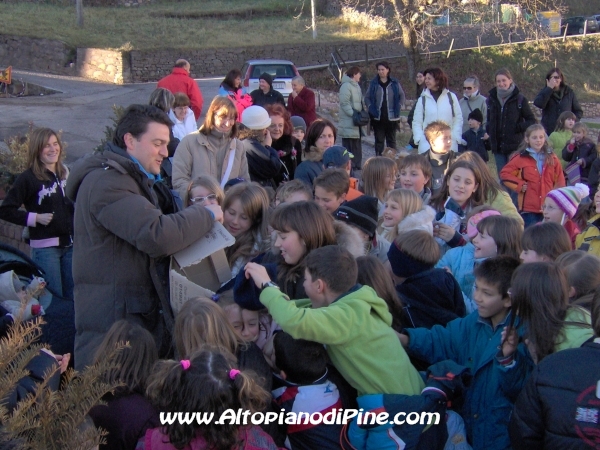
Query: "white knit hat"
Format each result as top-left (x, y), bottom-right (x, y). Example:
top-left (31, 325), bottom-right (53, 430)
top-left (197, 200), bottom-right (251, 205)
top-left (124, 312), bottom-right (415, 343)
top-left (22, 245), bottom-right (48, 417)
top-left (240, 105), bottom-right (271, 130)
top-left (546, 183), bottom-right (590, 219)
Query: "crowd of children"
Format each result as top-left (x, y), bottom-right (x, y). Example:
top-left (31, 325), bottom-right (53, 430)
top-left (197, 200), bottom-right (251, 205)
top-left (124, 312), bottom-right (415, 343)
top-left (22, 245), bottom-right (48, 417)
top-left (8, 65), bottom-right (600, 450)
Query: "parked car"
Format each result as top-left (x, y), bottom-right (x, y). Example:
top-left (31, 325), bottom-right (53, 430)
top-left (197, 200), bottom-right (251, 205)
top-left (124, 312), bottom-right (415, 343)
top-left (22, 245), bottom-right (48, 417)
top-left (593, 14), bottom-right (600, 28)
top-left (561, 16), bottom-right (598, 35)
top-left (241, 60), bottom-right (299, 101)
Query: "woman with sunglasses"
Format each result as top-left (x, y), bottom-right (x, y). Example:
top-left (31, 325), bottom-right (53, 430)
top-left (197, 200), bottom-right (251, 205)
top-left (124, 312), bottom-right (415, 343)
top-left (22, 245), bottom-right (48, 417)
top-left (534, 67), bottom-right (583, 136)
top-left (172, 96), bottom-right (250, 201)
top-left (459, 75), bottom-right (487, 134)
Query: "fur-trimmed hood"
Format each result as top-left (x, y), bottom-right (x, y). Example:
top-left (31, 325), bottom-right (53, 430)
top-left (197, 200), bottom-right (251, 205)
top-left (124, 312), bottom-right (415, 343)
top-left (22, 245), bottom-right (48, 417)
top-left (397, 205), bottom-right (436, 235)
top-left (333, 220), bottom-right (366, 258)
top-left (302, 145), bottom-right (326, 163)
top-left (265, 218), bottom-right (365, 259)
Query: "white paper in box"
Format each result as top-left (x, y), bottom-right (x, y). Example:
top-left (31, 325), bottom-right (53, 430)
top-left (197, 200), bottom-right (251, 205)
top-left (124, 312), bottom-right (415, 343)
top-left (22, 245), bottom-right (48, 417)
top-left (170, 222), bottom-right (235, 314)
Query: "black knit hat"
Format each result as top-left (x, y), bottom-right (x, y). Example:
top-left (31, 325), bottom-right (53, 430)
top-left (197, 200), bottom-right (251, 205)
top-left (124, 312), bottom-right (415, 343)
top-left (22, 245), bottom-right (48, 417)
top-left (468, 108), bottom-right (483, 124)
top-left (334, 195), bottom-right (379, 238)
top-left (259, 72), bottom-right (273, 88)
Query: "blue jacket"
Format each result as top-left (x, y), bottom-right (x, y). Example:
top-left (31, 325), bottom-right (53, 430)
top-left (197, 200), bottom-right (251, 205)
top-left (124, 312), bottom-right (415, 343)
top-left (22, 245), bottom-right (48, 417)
top-left (436, 243), bottom-right (483, 313)
top-left (407, 312), bottom-right (533, 450)
top-left (366, 76), bottom-right (405, 121)
top-left (459, 127), bottom-right (489, 162)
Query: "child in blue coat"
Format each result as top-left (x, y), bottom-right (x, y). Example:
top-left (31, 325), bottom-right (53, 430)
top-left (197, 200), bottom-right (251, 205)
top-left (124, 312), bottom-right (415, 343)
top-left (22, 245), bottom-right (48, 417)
top-left (399, 256), bottom-right (533, 450)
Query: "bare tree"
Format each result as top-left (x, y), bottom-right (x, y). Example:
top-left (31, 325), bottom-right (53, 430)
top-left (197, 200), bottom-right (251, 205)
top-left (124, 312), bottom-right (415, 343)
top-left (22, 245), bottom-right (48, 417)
top-left (76, 0), bottom-right (84, 27)
top-left (340, 0), bottom-right (567, 80)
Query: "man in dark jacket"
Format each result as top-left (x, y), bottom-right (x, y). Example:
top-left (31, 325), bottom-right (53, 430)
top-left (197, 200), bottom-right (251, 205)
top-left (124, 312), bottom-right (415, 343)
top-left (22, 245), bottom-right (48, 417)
top-left (66, 105), bottom-right (223, 370)
top-left (250, 73), bottom-right (285, 108)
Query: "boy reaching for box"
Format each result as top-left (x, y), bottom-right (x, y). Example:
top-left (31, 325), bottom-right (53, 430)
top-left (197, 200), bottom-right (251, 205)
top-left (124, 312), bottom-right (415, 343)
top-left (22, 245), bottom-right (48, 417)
top-left (244, 245), bottom-right (423, 397)
top-left (398, 256), bottom-right (533, 450)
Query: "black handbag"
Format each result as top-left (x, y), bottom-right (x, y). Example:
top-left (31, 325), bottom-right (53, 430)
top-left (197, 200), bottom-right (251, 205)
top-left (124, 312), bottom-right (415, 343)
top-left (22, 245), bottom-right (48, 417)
top-left (352, 107), bottom-right (369, 127)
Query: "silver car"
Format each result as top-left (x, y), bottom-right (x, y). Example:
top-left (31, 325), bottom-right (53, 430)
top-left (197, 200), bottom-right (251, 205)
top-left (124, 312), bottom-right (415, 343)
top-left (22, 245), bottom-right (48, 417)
top-left (241, 59), bottom-right (299, 101)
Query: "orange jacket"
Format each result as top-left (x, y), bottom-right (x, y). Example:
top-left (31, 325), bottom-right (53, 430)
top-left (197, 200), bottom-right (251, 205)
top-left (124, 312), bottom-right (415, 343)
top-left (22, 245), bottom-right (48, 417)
top-left (157, 67), bottom-right (204, 120)
top-left (500, 149), bottom-right (565, 213)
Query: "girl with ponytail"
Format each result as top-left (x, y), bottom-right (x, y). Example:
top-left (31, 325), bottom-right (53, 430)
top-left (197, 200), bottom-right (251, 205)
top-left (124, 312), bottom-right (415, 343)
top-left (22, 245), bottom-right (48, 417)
top-left (143, 348), bottom-right (279, 450)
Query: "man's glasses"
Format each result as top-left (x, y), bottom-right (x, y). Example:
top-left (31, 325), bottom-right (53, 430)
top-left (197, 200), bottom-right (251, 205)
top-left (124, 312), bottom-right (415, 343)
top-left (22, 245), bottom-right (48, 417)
top-left (190, 194), bottom-right (217, 204)
top-left (463, 86), bottom-right (474, 90)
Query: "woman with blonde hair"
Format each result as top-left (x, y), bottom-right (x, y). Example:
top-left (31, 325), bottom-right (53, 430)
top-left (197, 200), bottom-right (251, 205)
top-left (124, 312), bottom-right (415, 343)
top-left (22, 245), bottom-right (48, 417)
top-left (185, 174), bottom-right (225, 208)
top-left (0, 127), bottom-right (74, 301)
top-left (172, 96), bottom-right (250, 200)
top-left (361, 156), bottom-right (398, 215)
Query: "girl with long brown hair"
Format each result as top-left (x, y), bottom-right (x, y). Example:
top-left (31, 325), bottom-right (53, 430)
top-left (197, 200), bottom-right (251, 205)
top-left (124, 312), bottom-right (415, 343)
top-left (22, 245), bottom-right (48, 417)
top-left (0, 127), bottom-right (74, 301)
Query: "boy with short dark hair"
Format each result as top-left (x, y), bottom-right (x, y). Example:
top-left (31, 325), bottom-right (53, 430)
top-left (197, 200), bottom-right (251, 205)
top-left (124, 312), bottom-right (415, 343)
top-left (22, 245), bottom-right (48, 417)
top-left (313, 169), bottom-right (350, 214)
top-left (271, 332), bottom-right (344, 449)
top-left (424, 120), bottom-right (457, 195)
top-left (399, 256), bottom-right (530, 450)
top-left (244, 245), bottom-right (424, 397)
top-left (388, 230), bottom-right (465, 329)
top-left (398, 154), bottom-right (433, 204)
top-left (459, 108), bottom-right (489, 162)
top-left (322, 145), bottom-right (362, 200)
top-left (334, 195), bottom-right (391, 263)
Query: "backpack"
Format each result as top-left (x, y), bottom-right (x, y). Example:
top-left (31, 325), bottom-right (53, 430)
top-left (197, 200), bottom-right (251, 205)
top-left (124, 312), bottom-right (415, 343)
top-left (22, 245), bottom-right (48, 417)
top-left (576, 215), bottom-right (600, 257)
top-left (422, 92), bottom-right (455, 122)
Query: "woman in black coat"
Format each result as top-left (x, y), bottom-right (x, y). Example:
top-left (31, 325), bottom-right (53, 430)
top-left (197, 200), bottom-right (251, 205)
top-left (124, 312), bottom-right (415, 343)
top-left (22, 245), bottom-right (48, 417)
top-left (486, 68), bottom-right (536, 174)
top-left (265, 103), bottom-right (302, 184)
top-left (534, 67), bottom-right (583, 136)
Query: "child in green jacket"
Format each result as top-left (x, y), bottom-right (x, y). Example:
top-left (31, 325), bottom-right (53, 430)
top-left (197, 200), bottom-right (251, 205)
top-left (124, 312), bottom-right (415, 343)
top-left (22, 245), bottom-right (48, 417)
top-left (244, 245), bottom-right (424, 397)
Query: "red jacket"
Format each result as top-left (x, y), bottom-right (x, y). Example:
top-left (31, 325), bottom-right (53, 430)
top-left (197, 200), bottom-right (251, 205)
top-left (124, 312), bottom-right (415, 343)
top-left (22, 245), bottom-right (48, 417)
top-left (287, 86), bottom-right (317, 127)
top-left (157, 67), bottom-right (204, 120)
top-left (500, 149), bottom-right (565, 213)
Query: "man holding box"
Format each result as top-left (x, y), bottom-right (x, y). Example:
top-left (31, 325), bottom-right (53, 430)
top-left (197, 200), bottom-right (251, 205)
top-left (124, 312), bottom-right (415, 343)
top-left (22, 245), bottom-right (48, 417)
top-left (67, 104), bottom-right (223, 370)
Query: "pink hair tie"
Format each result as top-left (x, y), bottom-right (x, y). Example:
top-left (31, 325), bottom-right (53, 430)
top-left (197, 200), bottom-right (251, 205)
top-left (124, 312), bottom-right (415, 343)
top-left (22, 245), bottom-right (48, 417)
top-left (229, 369), bottom-right (241, 380)
top-left (181, 360), bottom-right (191, 371)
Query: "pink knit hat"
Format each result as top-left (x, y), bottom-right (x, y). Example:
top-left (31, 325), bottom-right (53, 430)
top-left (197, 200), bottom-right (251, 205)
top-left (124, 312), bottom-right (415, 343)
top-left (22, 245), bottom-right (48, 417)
top-left (546, 183), bottom-right (590, 219)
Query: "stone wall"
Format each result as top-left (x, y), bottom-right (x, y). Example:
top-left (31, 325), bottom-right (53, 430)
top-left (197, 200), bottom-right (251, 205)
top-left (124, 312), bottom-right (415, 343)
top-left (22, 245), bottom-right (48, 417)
top-left (0, 0), bottom-right (150, 5)
top-left (0, 34), bottom-right (76, 76)
top-left (130, 40), bottom-right (406, 82)
top-left (76, 48), bottom-right (132, 84)
top-left (0, 219), bottom-right (30, 257)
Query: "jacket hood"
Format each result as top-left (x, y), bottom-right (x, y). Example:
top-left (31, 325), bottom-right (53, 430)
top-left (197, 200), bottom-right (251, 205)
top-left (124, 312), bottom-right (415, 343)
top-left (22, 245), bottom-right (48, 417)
top-left (341, 74), bottom-right (357, 86)
top-left (302, 145), bottom-right (326, 163)
top-left (351, 285), bottom-right (394, 326)
top-left (397, 206), bottom-right (436, 235)
top-left (66, 143), bottom-right (144, 203)
top-left (334, 220), bottom-right (366, 259)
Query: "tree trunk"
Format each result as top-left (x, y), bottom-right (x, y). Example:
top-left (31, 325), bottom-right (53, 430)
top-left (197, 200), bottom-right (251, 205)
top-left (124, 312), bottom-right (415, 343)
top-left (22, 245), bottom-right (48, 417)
top-left (401, 24), bottom-right (419, 84)
top-left (76, 0), bottom-right (83, 28)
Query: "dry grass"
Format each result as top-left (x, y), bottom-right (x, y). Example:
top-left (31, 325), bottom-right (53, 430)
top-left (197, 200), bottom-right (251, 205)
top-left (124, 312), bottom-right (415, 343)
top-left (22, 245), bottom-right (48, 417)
top-left (0, 0), bottom-right (384, 50)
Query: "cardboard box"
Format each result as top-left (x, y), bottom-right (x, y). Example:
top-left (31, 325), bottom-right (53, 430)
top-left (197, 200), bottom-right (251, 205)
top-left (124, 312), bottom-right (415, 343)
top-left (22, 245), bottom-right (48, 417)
top-left (170, 222), bottom-right (235, 314)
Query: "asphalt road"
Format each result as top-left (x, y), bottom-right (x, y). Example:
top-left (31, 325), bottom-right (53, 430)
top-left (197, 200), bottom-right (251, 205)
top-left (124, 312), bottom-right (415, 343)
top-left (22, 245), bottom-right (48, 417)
top-left (0, 70), bottom-right (223, 164)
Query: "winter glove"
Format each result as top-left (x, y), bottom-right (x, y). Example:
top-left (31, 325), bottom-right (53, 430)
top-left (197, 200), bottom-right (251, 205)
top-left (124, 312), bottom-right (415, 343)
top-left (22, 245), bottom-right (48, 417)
top-left (425, 360), bottom-right (472, 402)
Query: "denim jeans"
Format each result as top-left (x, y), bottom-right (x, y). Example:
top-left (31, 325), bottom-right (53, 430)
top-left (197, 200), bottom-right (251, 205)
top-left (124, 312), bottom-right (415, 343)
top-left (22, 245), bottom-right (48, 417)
top-left (494, 152), bottom-right (518, 207)
top-left (31, 246), bottom-right (74, 301)
top-left (372, 119), bottom-right (397, 156)
top-left (521, 212), bottom-right (544, 228)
